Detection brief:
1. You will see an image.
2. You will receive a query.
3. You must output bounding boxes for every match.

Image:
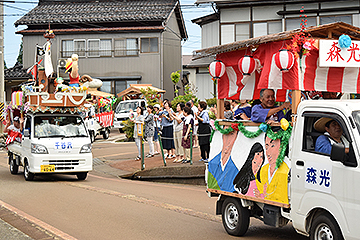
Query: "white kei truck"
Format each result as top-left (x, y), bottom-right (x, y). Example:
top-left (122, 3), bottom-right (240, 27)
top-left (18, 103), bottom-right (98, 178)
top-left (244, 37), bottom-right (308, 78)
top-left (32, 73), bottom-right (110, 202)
top-left (7, 112), bottom-right (93, 181)
top-left (206, 100), bottom-right (360, 240)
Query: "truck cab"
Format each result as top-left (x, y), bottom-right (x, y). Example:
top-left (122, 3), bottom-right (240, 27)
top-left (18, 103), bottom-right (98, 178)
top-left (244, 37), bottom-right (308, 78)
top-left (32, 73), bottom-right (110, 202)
top-left (113, 99), bottom-right (146, 131)
top-left (8, 112), bottom-right (93, 181)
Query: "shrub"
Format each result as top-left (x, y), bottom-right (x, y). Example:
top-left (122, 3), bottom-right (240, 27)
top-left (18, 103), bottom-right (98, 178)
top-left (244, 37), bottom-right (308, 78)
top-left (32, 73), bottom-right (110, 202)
top-left (122, 120), bottom-right (134, 141)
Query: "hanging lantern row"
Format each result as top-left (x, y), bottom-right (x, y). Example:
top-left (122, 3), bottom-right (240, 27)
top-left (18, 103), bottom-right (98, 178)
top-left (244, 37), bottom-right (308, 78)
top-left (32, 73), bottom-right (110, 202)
top-left (209, 49), bottom-right (295, 81)
top-left (274, 49), bottom-right (295, 72)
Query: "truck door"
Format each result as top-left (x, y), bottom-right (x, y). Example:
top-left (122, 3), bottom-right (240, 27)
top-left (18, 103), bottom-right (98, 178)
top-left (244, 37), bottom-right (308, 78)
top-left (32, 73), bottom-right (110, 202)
top-left (290, 111), bottom-right (360, 238)
top-left (22, 116), bottom-right (32, 159)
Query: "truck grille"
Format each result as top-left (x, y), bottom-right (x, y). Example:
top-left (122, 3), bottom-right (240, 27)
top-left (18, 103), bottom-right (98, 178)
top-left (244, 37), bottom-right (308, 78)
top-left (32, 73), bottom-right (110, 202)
top-left (42, 160), bottom-right (84, 170)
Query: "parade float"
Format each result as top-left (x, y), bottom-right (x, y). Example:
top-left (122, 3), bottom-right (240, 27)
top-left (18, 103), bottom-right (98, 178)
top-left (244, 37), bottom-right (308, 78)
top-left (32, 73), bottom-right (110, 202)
top-left (195, 22), bottom-right (360, 239)
top-left (5, 29), bottom-right (95, 181)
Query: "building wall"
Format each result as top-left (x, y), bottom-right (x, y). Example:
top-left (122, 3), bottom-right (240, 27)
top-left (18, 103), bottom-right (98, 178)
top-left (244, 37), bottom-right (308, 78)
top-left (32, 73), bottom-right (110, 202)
top-left (201, 20), bottom-right (219, 49)
top-left (162, 11), bottom-right (183, 99)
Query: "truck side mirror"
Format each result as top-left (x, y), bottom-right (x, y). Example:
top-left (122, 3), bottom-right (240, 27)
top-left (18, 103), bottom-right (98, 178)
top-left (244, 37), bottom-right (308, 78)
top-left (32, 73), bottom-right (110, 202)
top-left (330, 143), bottom-right (345, 162)
top-left (24, 129), bottom-right (30, 138)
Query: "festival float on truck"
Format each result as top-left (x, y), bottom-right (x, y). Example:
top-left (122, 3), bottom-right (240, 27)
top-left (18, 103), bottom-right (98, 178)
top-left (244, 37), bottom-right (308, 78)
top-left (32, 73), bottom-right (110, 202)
top-left (4, 29), bottom-right (114, 180)
top-left (199, 22), bottom-right (360, 240)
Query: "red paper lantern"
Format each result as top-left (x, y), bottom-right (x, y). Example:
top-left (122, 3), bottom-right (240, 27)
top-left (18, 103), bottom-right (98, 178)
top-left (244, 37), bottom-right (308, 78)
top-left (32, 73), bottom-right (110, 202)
top-left (238, 55), bottom-right (256, 75)
top-left (274, 49), bottom-right (295, 72)
top-left (209, 60), bottom-right (226, 79)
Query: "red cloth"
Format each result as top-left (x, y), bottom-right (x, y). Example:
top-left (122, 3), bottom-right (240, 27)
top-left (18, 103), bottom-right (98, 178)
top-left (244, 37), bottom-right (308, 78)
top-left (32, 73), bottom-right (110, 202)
top-left (69, 74), bottom-right (80, 85)
top-left (6, 130), bottom-right (22, 145)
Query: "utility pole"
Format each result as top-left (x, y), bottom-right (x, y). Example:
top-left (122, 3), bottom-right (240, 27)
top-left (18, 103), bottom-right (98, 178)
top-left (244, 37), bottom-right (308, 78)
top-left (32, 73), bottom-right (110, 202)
top-left (0, 3), bottom-right (4, 133)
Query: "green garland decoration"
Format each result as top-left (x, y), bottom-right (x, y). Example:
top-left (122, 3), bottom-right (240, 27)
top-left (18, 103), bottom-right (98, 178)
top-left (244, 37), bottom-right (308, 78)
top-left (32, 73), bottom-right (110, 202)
top-left (265, 125), bottom-right (292, 169)
top-left (212, 120), bottom-right (292, 169)
top-left (237, 122), bottom-right (263, 138)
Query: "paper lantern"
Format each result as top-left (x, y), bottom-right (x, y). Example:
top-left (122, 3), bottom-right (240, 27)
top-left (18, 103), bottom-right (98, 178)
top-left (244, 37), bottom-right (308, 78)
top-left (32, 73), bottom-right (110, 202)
top-left (209, 60), bottom-right (226, 79)
top-left (238, 55), bottom-right (256, 75)
top-left (11, 91), bottom-right (23, 107)
top-left (274, 49), bottom-right (295, 72)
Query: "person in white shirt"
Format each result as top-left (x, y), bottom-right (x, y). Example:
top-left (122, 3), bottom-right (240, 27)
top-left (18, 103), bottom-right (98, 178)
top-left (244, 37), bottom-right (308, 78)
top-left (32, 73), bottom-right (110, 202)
top-left (4, 116), bottom-right (23, 143)
top-left (189, 100), bottom-right (199, 148)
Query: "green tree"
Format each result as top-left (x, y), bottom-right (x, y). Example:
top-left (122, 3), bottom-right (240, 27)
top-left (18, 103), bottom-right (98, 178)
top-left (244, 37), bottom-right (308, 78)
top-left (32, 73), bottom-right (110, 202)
top-left (140, 87), bottom-right (161, 106)
top-left (4, 61), bottom-right (7, 69)
top-left (171, 70), bottom-right (180, 97)
top-left (17, 41), bottom-right (23, 64)
top-left (171, 84), bottom-right (198, 111)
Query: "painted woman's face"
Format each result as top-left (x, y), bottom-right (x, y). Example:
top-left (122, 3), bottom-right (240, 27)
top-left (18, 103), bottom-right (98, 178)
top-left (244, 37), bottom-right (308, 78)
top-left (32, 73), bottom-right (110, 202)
top-left (252, 151), bottom-right (263, 175)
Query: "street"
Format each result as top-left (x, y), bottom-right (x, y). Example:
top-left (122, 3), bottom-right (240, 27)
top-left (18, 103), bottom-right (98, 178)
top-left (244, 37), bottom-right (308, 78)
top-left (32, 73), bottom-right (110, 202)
top-left (0, 130), bottom-right (307, 240)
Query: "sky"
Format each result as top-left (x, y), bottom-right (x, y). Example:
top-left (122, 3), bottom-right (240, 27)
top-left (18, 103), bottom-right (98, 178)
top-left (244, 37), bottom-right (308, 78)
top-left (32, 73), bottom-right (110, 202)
top-left (3, 0), bottom-right (215, 68)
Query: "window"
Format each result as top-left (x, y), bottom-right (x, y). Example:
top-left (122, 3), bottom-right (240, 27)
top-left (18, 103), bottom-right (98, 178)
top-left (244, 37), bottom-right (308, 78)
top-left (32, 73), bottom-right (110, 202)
top-left (253, 22), bottom-right (267, 38)
top-left (286, 17), bottom-right (316, 31)
top-left (235, 23), bottom-right (249, 41)
top-left (99, 80), bottom-right (139, 95)
top-left (320, 15), bottom-right (351, 25)
top-left (62, 40), bottom-right (74, 58)
top-left (74, 40), bottom-right (86, 57)
top-left (88, 39), bottom-right (112, 57)
top-left (140, 38), bottom-right (158, 53)
top-left (115, 38), bottom-right (139, 56)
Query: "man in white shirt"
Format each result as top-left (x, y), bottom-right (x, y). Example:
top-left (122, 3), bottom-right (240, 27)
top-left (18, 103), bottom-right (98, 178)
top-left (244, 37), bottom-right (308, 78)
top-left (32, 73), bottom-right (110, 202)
top-left (4, 116), bottom-right (24, 143)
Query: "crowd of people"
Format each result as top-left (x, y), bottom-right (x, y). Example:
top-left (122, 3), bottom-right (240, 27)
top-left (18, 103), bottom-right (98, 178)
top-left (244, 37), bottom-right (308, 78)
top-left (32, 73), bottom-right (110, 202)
top-left (131, 99), bottom-right (212, 163)
top-left (131, 89), bottom-right (346, 162)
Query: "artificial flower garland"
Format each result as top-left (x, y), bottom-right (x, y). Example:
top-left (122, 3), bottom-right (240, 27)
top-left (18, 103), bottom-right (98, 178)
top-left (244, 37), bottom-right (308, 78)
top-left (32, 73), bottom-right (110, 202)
top-left (211, 120), bottom-right (292, 168)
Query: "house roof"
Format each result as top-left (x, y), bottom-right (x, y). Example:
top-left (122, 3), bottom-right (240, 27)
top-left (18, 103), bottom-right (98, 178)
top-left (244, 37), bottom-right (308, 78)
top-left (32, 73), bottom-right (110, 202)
top-left (192, 13), bottom-right (219, 26)
top-left (4, 62), bottom-right (32, 80)
top-left (15, 0), bottom-right (187, 39)
top-left (193, 22), bottom-right (360, 59)
top-left (117, 84), bottom-right (165, 98)
top-left (195, 0), bottom-right (342, 6)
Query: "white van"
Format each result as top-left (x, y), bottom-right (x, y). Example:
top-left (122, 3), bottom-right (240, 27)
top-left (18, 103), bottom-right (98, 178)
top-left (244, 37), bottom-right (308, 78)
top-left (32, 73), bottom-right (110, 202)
top-left (113, 99), bottom-right (146, 131)
top-left (7, 112), bottom-right (92, 181)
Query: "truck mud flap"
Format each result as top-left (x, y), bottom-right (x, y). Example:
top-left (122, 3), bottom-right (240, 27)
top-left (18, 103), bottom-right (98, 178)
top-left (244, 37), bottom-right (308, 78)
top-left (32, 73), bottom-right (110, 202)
top-left (263, 204), bottom-right (289, 227)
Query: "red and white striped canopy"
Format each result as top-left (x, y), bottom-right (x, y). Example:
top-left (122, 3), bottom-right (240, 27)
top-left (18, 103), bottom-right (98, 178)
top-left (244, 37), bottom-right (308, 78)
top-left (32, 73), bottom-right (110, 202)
top-left (216, 40), bottom-right (360, 100)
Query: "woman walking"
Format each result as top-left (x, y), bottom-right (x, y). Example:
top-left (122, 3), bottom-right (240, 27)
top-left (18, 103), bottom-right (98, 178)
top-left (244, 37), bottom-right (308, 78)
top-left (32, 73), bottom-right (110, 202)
top-left (170, 102), bottom-right (185, 162)
top-left (131, 106), bottom-right (144, 161)
top-left (144, 105), bottom-right (155, 158)
top-left (160, 100), bottom-right (175, 159)
top-left (196, 101), bottom-right (211, 162)
top-left (153, 104), bottom-right (161, 155)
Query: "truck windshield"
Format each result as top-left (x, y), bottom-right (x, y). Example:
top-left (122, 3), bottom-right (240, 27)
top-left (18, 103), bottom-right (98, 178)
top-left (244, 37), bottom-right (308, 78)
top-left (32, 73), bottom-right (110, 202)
top-left (34, 116), bottom-right (88, 138)
top-left (115, 102), bottom-right (139, 114)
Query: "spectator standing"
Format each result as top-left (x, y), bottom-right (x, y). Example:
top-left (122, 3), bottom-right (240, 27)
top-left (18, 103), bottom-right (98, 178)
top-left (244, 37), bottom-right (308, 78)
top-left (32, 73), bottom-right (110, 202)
top-left (131, 106), bottom-right (144, 161)
top-left (196, 101), bottom-right (211, 162)
top-left (224, 101), bottom-right (233, 120)
top-left (160, 100), bottom-right (175, 159)
top-left (182, 106), bottom-right (194, 163)
top-left (144, 105), bottom-right (155, 158)
top-left (170, 102), bottom-right (185, 163)
top-left (153, 104), bottom-right (161, 155)
top-left (189, 100), bottom-right (199, 148)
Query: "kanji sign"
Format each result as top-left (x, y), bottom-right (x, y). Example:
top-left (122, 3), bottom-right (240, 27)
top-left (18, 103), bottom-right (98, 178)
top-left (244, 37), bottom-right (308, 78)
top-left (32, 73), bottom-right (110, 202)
top-left (319, 39), bottom-right (360, 67)
top-left (304, 161), bottom-right (332, 194)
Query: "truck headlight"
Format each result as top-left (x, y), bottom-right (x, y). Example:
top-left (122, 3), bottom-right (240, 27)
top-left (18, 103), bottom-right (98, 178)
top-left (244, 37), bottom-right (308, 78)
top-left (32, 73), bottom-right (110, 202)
top-left (80, 144), bottom-right (92, 153)
top-left (31, 143), bottom-right (49, 154)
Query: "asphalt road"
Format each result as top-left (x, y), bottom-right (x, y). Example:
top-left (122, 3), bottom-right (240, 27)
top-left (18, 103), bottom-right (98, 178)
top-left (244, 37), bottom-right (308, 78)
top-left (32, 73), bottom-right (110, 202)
top-left (0, 129), bottom-right (308, 240)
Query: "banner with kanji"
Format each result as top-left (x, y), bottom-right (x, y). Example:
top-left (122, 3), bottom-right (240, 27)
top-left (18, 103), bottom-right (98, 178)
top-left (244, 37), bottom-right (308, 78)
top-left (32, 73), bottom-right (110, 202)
top-left (96, 111), bottom-right (113, 128)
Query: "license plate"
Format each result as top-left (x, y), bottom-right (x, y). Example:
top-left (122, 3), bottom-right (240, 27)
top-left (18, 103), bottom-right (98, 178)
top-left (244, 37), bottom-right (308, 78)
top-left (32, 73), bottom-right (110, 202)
top-left (41, 165), bottom-right (55, 172)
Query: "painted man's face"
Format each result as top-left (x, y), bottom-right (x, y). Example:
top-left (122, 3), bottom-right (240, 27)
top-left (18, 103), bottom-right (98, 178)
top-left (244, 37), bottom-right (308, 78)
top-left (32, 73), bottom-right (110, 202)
top-left (265, 136), bottom-right (281, 167)
top-left (252, 151), bottom-right (263, 175)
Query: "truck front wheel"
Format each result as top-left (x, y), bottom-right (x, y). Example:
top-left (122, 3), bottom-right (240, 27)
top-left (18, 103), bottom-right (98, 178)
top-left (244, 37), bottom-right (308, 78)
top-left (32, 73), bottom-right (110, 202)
top-left (310, 213), bottom-right (343, 240)
top-left (24, 161), bottom-right (34, 181)
top-left (222, 197), bottom-right (250, 236)
top-left (77, 172), bottom-right (88, 180)
top-left (9, 155), bottom-right (18, 175)
top-left (103, 129), bottom-right (110, 139)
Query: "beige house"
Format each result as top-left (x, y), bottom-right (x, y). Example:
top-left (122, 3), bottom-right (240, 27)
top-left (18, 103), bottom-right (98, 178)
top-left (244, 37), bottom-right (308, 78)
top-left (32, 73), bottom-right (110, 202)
top-left (15, 0), bottom-right (188, 99)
